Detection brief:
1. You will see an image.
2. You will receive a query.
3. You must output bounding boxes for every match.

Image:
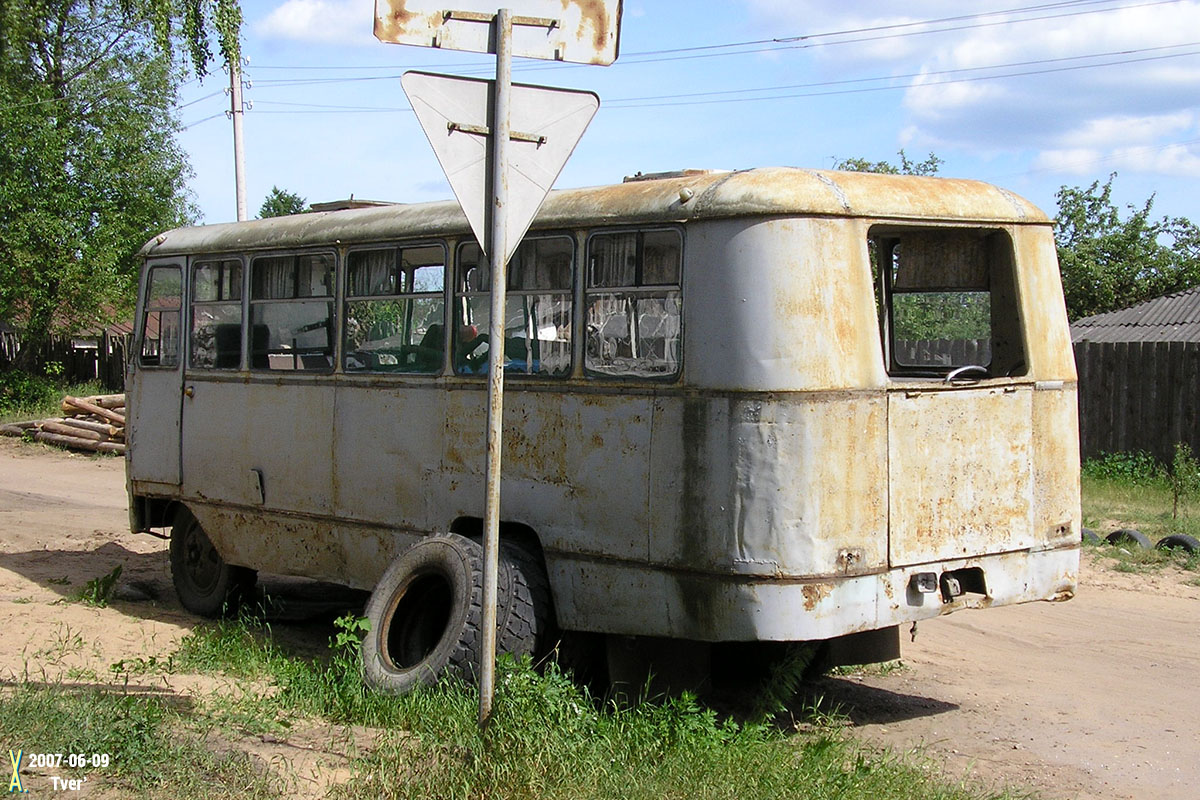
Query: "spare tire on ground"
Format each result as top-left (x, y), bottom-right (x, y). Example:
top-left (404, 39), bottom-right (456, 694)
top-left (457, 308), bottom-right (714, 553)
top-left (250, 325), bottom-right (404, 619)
top-left (1105, 528), bottom-right (1152, 549)
top-left (361, 533), bottom-right (550, 694)
top-left (1155, 534), bottom-right (1200, 554)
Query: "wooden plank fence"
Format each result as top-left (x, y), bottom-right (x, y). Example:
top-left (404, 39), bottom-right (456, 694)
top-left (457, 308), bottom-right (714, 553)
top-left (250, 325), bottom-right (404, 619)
top-left (1074, 340), bottom-right (1200, 464)
top-left (0, 332), bottom-right (128, 392)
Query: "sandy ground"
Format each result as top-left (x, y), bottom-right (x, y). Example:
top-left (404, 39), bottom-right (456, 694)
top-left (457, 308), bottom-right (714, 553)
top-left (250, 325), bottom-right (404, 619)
top-left (1, 436), bottom-right (1198, 799)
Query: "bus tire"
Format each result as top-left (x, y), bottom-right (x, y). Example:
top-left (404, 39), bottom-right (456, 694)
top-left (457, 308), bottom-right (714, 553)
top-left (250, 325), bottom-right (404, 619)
top-left (169, 508), bottom-right (256, 617)
top-left (1105, 528), bottom-right (1151, 548)
top-left (498, 540), bottom-right (552, 659)
top-left (1156, 534), bottom-right (1200, 553)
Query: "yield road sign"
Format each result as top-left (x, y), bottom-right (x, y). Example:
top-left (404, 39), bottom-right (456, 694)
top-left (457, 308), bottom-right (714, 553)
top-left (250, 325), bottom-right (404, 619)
top-left (401, 70), bottom-right (599, 262)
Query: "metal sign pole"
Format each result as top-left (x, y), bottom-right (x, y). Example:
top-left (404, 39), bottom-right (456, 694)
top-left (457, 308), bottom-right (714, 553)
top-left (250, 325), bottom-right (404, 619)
top-left (479, 6), bottom-right (512, 727)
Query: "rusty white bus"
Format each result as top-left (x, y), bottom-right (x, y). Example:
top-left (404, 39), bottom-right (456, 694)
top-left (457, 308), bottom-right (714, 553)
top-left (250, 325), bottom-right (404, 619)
top-left (126, 167), bottom-right (1080, 692)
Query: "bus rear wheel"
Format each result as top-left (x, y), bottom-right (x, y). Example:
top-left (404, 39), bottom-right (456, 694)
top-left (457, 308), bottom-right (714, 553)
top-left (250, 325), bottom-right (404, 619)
top-left (362, 533), bottom-right (547, 694)
top-left (169, 508), bottom-right (256, 617)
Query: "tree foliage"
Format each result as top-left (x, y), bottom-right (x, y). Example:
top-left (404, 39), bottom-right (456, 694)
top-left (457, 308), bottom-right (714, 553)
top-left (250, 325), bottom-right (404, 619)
top-left (833, 150), bottom-right (943, 176)
top-left (1054, 175), bottom-right (1200, 320)
top-left (0, 0), bottom-right (241, 367)
top-left (259, 186), bottom-right (308, 218)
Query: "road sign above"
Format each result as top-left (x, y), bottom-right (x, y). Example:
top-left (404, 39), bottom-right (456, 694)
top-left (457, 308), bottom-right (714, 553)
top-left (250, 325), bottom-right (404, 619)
top-left (375, 0), bottom-right (621, 65)
top-left (402, 70), bottom-right (598, 262)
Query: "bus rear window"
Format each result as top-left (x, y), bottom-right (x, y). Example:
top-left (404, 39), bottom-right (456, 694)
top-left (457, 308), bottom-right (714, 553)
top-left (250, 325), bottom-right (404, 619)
top-left (874, 228), bottom-right (1025, 378)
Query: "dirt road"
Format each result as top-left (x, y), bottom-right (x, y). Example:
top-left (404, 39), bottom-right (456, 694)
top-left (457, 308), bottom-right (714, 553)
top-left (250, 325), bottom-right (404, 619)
top-left (1, 438), bottom-right (1197, 799)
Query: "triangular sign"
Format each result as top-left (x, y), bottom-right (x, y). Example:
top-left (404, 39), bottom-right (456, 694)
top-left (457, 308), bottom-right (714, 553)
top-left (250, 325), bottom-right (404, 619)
top-left (402, 70), bottom-right (599, 263)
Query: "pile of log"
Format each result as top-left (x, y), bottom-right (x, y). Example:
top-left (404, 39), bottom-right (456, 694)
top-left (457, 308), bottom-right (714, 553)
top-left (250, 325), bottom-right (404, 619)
top-left (0, 394), bottom-right (126, 455)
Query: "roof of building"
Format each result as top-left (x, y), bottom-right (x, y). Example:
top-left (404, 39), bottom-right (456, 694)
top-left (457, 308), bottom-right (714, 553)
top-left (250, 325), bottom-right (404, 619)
top-left (1071, 286), bottom-right (1200, 343)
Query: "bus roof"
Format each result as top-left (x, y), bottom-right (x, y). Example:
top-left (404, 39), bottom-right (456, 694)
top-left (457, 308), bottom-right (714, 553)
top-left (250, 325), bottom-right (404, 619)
top-left (140, 167), bottom-right (1049, 257)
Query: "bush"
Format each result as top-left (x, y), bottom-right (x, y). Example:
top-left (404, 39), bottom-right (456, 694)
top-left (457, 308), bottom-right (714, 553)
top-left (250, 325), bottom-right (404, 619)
top-left (1081, 451), bottom-right (1164, 485)
top-left (0, 369), bottom-right (59, 415)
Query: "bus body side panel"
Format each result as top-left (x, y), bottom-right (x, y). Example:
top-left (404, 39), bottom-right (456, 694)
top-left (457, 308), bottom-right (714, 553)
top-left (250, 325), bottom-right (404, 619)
top-left (181, 377), bottom-right (336, 517)
top-left (646, 394), bottom-right (888, 578)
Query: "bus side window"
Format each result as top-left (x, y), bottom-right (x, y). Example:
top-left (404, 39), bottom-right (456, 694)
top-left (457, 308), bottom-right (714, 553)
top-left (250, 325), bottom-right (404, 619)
top-left (585, 229), bottom-right (682, 379)
top-left (344, 244), bottom-right (446, 374)
top-left (191, 258), bottom-right (243, 369)
top-left (249, 252), bottom-right (335, 372)
top-left (139, 265), bottom-right (182, 368)
top-left (453, 237), bottom-right (573, 377)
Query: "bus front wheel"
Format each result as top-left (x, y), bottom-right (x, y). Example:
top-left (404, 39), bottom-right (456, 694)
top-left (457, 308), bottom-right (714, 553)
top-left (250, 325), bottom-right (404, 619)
top-left (169, 508), bottom-right (256, 617)
top-left (362, 533), bottom-right (547, 694)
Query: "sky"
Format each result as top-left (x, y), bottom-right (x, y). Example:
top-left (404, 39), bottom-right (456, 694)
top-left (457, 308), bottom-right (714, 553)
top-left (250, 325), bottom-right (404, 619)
top-left (175, 0), bottom-right (1200, 228)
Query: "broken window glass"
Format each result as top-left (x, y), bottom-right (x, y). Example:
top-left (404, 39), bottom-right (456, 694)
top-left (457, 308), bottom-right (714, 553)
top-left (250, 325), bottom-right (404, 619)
top-left (873, 228), bottom-right (1024, 377)
top-left (585, 229), bottom-right (682, 378)
top-left (454, 237), bottom-right (573, 377)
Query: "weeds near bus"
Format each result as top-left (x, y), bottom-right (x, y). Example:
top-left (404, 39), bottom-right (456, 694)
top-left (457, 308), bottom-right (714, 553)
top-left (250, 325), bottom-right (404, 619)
top-left (75, 565), bottom-right (122, 607)
top-left (0, 610), bottom-right (1028, 800)
top-left (163, 614), bottom-right (1026, 800)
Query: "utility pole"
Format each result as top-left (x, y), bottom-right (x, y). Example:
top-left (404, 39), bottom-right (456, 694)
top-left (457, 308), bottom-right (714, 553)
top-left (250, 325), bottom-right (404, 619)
top-left (229, 59), bottom-right (248, 222)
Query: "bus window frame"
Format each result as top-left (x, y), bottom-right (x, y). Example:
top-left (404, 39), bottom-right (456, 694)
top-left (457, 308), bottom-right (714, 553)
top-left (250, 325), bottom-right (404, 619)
top-left (583, 225), bottom-right (685, 382)
top-left (872, 225), bottom-right (1021, 379)
top-left (138, 263), bottom-right (184, 370)
top-left (189, 255), bottom-right (247, 372)
top-left (342, 240), bottom-right (449, 376)
top-left (247, 248), bottom-right (339, 375)
top-left (452, 232), bottom-right (577, 380)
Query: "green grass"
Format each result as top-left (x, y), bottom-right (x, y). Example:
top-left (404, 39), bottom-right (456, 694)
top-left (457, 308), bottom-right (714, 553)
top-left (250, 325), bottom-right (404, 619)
top-left (153, 615), bottom-right (1028, 800)
top-left (1081, 458), bottom-right (1200, 581)
top-left (0, 687), bottom-right (283, 799)
top-left (1082, 473), bottom-right (1200, 542)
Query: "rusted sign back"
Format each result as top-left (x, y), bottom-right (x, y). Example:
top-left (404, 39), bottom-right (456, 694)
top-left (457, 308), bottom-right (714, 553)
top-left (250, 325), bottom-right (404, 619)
top-left (373, 0), bottom-right (622, 65)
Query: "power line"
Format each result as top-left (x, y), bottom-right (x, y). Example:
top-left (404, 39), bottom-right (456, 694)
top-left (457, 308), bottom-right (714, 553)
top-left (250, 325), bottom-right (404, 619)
top-left (193, 41), bottom-right (1200, 117)
top-left (607, 47), bottom-right (1200, 108)
top-left (242, 0), bottom-right (1182, 82)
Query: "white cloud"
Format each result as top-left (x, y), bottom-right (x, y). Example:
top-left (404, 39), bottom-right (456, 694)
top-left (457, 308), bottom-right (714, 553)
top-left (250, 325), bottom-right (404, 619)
top-left (747, 0), bottom-right (1200, 172)
top-left (1060, 112), bottom-right (1196, 149)
top-left (254, 0), bottom-right (376, 45)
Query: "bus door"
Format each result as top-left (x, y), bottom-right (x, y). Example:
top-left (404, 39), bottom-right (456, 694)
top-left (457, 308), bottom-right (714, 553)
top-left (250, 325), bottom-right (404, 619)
top-left (127, 260), bottom-right (185, 486)
top-left (886, 383), bottom-right (1035, 567)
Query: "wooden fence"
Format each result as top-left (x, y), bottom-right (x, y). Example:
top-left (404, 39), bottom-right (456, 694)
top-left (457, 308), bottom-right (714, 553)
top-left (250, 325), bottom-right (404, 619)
top-left (0, 332), bottom-right (128, 392)
top-left (893, 338), bottom-right (988, 367)
top-left (1073, 340), bottom-right (1200, 464)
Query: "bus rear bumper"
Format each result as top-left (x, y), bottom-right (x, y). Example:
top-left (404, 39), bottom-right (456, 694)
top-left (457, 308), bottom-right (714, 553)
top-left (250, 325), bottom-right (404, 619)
top-left (549, 544), bottom-right (1079, 642)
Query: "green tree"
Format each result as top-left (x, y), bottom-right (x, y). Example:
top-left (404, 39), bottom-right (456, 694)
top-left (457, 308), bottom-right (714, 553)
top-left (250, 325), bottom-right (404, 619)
top-left (0, 0), bottom-right (241, 369)
top-left (259, 186), bottom-right (308, 218)
top-left (834, 149), bottom-right (943, 176)
top-left (1054, 175), bottom-right (1200, 320)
